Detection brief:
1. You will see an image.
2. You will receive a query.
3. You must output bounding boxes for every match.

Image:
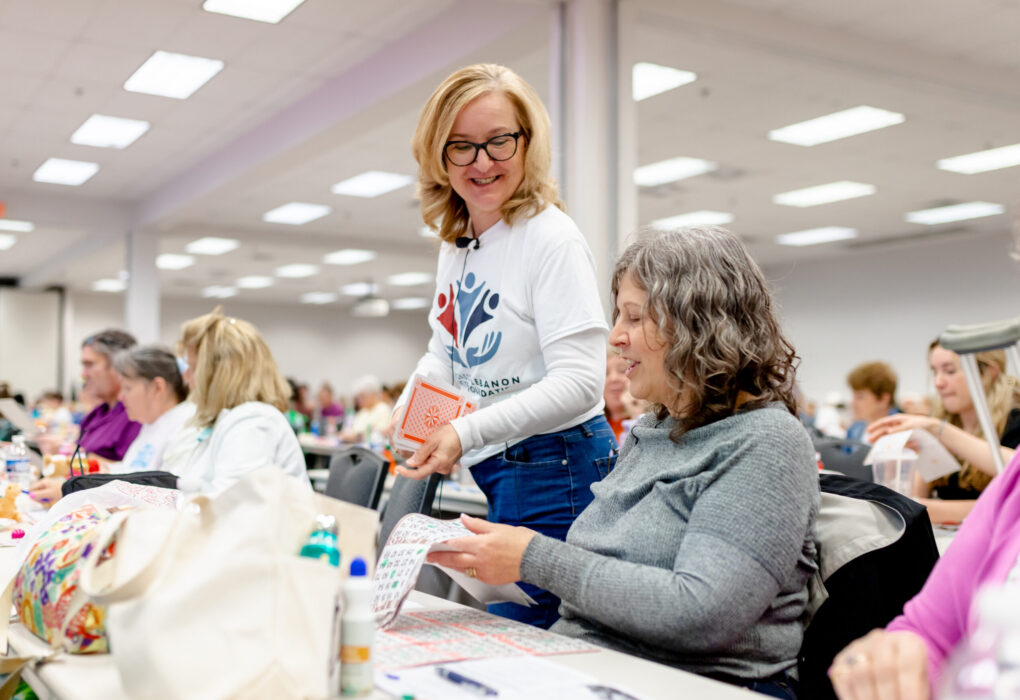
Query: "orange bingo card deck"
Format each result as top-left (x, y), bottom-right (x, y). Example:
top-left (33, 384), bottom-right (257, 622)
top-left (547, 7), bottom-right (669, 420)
top-left (392, 376), bottom-right (477, 453)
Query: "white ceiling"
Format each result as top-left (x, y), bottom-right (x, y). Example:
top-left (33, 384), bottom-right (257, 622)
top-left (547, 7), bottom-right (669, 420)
top-left (1, 0), bottom-right (1019, 308)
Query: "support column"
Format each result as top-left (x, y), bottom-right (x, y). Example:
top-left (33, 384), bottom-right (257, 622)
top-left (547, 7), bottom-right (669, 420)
top-left (554, 0), bottom-right (637, 316)
top-left (124, 229), bottom-right (160, 343)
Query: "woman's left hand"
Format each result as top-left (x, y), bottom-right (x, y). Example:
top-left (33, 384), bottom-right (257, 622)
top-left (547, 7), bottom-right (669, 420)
top-left (829, 629), bottom-right (930, 700)
top-left (427, 515), bottom-right (537, 585)
top-left (397, 424), bottom-right (462, 479)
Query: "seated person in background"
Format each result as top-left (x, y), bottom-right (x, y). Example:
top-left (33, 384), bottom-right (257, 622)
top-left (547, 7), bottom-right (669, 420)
top-left (845, 361), bottom-right (898, 443)
top-left (317, 382), bottom-right (344, 422)
top-left (429, 226), bottom-right (819, 698)
top-left (830, 449), bottom-right (1020, 700)
top-left (340, 375), bottom-right (392, 443)
top-left (28, 345), bottom-right (196, 503)
top-left (284, 378), bottom-right (308, 433)
top-left (869, 342), bottom-right (1020, 524)
top-left (36, 329), bottom-right (141, 460)
top-left (173, 309), bottom-right (310, 496)
top-left (111, 345), bottom-right (195, 473)
top-left (603, 349), bottom-right (637, 444)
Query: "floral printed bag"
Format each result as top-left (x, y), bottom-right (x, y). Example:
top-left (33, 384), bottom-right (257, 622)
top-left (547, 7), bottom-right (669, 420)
top-left (12, 504), bottom-right (112, 653)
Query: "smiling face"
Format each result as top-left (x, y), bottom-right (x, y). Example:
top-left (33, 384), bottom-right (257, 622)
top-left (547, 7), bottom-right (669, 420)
top-left (930, 345), bottom-right (973, 416)
top-left (609, 273), bottom-right (675, 411)
top-left (446, 91), bottom-right (525, 234)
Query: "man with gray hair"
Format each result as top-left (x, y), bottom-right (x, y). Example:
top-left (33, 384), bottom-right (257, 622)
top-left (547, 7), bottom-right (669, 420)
top-left (341, 374), bottom-right (393, 443)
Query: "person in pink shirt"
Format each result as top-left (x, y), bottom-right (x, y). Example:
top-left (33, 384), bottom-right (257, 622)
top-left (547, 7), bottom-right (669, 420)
top-left (829, 449), bottom-right (1020, 699)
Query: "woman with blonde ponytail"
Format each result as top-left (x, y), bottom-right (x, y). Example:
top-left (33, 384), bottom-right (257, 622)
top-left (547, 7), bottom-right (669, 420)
top-left (868, 341), bottom-right (1020, 523)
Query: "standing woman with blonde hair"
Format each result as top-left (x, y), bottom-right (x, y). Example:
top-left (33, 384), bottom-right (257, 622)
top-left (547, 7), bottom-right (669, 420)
top-left (175, 309), bottom-right (309, 496)
top-left (389, 63), bottom-right (615, 628)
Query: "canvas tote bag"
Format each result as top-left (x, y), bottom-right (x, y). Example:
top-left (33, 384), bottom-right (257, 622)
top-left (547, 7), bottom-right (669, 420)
top-left (78, 466), bottom-right (346, 700)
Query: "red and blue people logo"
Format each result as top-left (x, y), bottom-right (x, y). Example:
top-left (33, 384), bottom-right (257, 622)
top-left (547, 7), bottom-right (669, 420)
top-left (436, 272), bottom-right (501, 368)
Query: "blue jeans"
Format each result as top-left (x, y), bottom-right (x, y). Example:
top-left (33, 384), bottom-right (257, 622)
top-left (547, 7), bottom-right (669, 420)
top-left (470, 415), bottom-right (618, 629)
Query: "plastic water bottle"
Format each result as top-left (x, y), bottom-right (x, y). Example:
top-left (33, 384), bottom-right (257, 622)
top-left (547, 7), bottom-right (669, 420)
top-left (6, 435), bottom-right (32, 489)
top-left (300, 514), bottom-right (341, 567)
top-left (939, 585), bottom-right (1020, 698)
top-left (340, 557), bottom-right (374, 696)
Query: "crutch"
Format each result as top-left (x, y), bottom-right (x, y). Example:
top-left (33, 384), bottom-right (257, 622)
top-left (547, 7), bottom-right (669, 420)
top-left (940, 317), bottom-right (1020, 474)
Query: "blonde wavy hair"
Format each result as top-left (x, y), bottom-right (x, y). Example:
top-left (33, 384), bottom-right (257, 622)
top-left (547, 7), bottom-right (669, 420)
top-left (928, 341), bottom-right (1020, 491)
top-left (177, 308), bottom-right (291, 428)
top-left (412, 63), bottom-right (563, 244)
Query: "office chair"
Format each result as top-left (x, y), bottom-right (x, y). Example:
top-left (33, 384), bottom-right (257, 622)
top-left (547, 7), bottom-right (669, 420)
top-left (324, 446), bottom-right (389, 510)
top-left (813, 436), bottom-right (873, 482)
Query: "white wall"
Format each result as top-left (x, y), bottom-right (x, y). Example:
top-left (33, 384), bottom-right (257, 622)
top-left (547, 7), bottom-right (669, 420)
top-left (0, 288), bottom-right (61, 401)
top-left (768, 231), bottom-right (1020, 407)
top-left (68, 294), bottom-right (432, 401)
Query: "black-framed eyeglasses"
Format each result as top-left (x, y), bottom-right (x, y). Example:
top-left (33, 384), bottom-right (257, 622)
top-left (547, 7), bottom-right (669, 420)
top-left (444, 132), bottom-right (522, 167)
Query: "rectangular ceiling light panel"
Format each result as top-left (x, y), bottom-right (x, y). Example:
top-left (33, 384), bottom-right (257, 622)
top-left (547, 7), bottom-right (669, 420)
top-left (768, 106), bottom-right (905, 146)
top-left (323, 249), bottom-right (377, 265)
top-left (331, 171), bottom-right (413, 197)
top-left (905, 201), bottom-right (1004, 225)
top-left (202, 0), bottom-right (306, 23)
top-left (651, 211), bottom-right (734, 228)
top-left (0, 219), bottom-right (34, 232)
top-left (33, 158), bottom-right (99, 186)
top-left (632, 62), bottom-right (697, 101)
top-left (773, 181), bottom-right (876, 207)
top-left (155, 254), bottom-right (196, 270)
top-left (634, 157), bottom-right (716, 187)
top-left (186, 237), bottom-right (239, 255)
top-left (275, 264), bottom-right (319, 278)
top-left (124, 50), bottom-right (224, 99)
top-left (71, 114), bottom-right (150, 149)
top-left (776, 226), bottom-right (858, 247)
top-left (301, 292), bottom-right (338, 305)
top-left (263, 202), bottom-right (331, 225)
top-left (937, 143), bottom-right (1020, 174)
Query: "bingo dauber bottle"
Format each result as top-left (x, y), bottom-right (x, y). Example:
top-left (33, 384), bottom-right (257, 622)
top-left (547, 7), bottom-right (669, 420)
top-left (340, 557), bottom-right (374, 696)
top-left (940, 585), bottom-right (1020, 698)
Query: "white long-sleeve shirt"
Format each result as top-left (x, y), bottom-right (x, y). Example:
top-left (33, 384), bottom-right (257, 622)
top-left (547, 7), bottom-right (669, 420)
top-left (397, 205), bottom-right (609, 466)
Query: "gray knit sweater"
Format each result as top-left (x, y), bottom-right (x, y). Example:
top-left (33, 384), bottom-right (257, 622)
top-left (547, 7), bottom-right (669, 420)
top-left (520, 404), bottom-right (820, 680)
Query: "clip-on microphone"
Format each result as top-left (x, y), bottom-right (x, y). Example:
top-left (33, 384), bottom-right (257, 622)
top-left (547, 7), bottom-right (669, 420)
top-left (455, 236), bottom-right (480, 249)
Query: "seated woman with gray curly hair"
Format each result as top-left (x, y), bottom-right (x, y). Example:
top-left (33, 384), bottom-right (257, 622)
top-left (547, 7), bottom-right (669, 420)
top-left (429, 226), bottom-right (820, 698)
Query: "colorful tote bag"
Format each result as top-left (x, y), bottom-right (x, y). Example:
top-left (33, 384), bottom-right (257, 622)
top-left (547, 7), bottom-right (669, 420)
top-left (12, 505), bottom-right (112, 653)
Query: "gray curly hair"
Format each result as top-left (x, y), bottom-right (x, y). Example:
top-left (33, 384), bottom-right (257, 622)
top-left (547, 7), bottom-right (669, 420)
top-left (611, 226), bottom-right (799, 441)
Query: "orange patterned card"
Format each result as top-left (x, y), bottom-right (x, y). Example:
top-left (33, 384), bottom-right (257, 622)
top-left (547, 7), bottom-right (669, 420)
top-left (393, 376), bottom-right (474, 453)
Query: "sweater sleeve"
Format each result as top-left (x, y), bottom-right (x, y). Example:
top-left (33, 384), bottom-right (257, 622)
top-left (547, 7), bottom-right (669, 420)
top-left (520, 422), bottom-right (817, 652)
top-left (449, 327), bottom-right (606, 454)
top-left (887, 455), bottom-right (1017, 689)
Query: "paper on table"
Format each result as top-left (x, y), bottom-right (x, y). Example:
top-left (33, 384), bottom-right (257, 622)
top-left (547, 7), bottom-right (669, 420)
top-left (376, 656), bottom-right (651, 700)
top-left (864, 429), bottom-right (959, 482)
top-left (373, 514), bottom-right (535, 628)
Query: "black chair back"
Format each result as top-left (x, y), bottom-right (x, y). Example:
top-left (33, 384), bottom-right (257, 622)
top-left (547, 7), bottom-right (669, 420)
top-left (324, 446), bottom-right (388, 509)
top-left (798, 473), bottom-right (939, 699)
top-left (377, 473), bottom-right (441, 555)
top-left (813, 437), bottom-right (873, 482)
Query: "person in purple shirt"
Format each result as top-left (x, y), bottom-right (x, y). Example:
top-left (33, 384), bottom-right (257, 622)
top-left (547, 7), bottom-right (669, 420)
top-left (29, 330), bottom-right (141, 503)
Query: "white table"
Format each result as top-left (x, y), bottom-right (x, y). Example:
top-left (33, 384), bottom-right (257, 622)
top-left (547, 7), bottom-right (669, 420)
top-left (5, 591), bottom-right (756, 699)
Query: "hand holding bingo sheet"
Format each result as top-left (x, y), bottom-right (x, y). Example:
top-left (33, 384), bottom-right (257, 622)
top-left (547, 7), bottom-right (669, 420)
top-left (373, 513), bottom-right (535, 628)
top-left (391, 376), bottom-right (477, 454)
